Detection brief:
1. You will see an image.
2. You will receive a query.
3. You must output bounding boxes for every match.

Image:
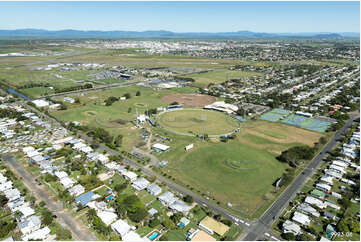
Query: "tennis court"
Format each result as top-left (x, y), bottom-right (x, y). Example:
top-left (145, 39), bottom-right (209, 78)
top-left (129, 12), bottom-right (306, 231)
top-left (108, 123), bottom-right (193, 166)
top-left (259, 108), bottom-right (291, 122)
top-left (281, 114), bottom-right (331, 132)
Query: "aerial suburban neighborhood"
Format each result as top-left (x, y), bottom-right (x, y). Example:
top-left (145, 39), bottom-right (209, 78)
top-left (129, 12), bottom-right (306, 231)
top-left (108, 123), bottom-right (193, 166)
top-left (0, 1), bottom-right (359, 242)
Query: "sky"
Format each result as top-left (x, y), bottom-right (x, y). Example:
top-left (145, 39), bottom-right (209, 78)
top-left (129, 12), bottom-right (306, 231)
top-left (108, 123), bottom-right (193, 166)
top-left (0, 1), bottom-right (359, 33)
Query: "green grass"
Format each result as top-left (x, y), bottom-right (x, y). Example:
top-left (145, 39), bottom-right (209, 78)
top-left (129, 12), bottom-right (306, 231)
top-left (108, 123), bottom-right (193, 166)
top-left (157, 109), bottom-right (239, 136)
top-left (182, 69), bottom-right (263, 87)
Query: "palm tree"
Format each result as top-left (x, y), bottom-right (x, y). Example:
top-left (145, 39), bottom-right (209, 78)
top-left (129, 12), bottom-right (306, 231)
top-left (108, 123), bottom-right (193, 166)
top-left (86, 208), bottom-right (96, 223)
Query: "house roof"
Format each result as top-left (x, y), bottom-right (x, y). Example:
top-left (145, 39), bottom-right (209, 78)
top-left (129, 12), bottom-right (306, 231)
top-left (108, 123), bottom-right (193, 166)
top-left (75, 191), bottom-right (95, 206)
top-left (169, 200), bottom-right (191, 213)
top-left (292, 211), bottom-right (310, 226)
top-left (199, 216), bottom-right (230, 236)
top-left (152, 143), bottom-right (170, 151)
top-left (122, 231), bottom-right (143, 242)
top-left (97, 210), bottom-right (118, 226)
top-left (158, 191), bottom-right (176, 205)
top-left (22, 227), bottom-right (50, 241)
top-left (282, 220), bottom-right (301, 235)
top-left (111, 219), bottom-right (131, 237)
top-left (191, 230), bottom-right (216, 241)
top-left (131, 177), bottom-right (150, 190)
top-left (147, 183), bottom-right (162, 195)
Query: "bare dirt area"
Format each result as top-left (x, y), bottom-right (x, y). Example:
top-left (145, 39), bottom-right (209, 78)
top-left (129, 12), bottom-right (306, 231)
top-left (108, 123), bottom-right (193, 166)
top-left (161, 93), bottom-right (217, 107)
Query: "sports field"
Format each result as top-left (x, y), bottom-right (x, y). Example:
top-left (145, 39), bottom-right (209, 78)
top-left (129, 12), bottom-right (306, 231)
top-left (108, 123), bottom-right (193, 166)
top-left (155, 120), bottom-right (323, 217)
top-left (157, 109), bottom-right (239, 136)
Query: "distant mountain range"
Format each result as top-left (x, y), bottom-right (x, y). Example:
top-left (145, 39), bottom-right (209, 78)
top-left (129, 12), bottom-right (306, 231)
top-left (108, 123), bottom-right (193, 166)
top-left (0, 29), bottom-right (359, 39)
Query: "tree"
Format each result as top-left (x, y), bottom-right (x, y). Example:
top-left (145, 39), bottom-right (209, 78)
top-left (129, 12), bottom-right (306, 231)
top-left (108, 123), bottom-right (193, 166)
top-left (162, 218), bottom-right (175, 230)
top-left (87, 208), bottom-right (97, 223)
top-left (297, 233), bottom-right (313, 241)
top-left (350, 220), bottom-right (360, 233)
top-left (114, 134), bottom-right (123, 147)
top-left (149, 217), bottom-right (161, 228)
top-left (56, 227), bottom-right (72, 240)
top-left (136, 91), bottom-right (141, 96)
top-left (281, 233), bottom-right (296, 240)
top-left (129, 208), bottom-right (148, 223)
top-left (213, 214), bottom-right (222, 221)
top-left (115, 203), bottom-right (127, 218)
top-left (114, 182), bottom-right (128, 193)
top-left (170, 212), bottom-right (183, 224)
top-left (170, 101), bottom-right (179, 105)
top-left (0, 194), bottom-right (8, 207)
top-left (183, 195), bottom-right (194, 203)
top-left (41, 209), bottom-right (54, 226)
top-left (337, 219), bottom-right (350, 232)
top-left (124, 93), bottom-right (131, 99)
top-left (128, 107), bottom-right (132, 113)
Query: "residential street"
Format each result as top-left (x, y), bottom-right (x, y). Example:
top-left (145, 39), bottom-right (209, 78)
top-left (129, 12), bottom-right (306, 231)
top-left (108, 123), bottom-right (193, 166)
top-left (2, 155), bottom-right (97, 241)
top-left (242, 112), bottom-right (360, 241)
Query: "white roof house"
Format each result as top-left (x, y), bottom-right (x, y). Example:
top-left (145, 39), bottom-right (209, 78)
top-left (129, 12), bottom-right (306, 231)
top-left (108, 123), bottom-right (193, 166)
top-left (68, 184), bottom-right (85, 197)
top-left (158, 191), bottom-right (176, 206)
top-left (0, 181), bottom-right (13, 192)
top-left (332, 160), bottom-right (348, 168)
top-left (147, 183), bottom-right (162, 196)
top-left (329, 165), bottom-right (346, 174)
top-left (31, 155), bottom-right (45, 163)
top-left (55, 171), bottom-right (68, 180)
top-left (80, 146), bottom-right (93, 154)
top-left (18, 216), bottom-right (41, 234)
top-left (131, 178), bottom-right (150, 191)
top-left (22, 146), bottom-right (35, 153)
top-left (111, 219), bottom-right (132, 237)
top-left (4, 188), bottom-right (21, 202)
top-left (73, 142), bottom-right (86, 150)
top-left (282, 220), bottom-right (301, 235)
top-left (324, 169), bottom-right (343, 179)
top-left (169, 200), bottom-right (191, 214)
top-left (152, 143), bottom-right (170, 152)
top-left (297, 203), bottom-right (320, 217)
top-left (315, 183), bottom-right (331, 193)
top-left (292, 211), bottom-right (311, 226)
top-left (18, 206), bottom-right (35, 220)
top-left (32, 99), bottom-right (50, 107)
top-left (123, 171), bottom-right (138, 182)
top-left (97, 154), bottom-right (109, 164)
top-left (320, 176), bottom-right (334, 185)
top-left (122, 231), bottom-right (143, 242)
top-left (22, 227), bottom-right (50, 241)
top-left (26, 150), bottom-right (40, 158)
top-left (60, 177), bottom-right (75, 189)
top-left (97, 210), bottom-right (118, 226)
top-left (305, 196), bottom-right (326, 209)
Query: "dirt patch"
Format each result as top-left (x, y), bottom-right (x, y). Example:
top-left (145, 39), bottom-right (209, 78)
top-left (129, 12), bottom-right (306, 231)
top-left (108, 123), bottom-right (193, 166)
top-left (161, 93), bottom-right (217, 107)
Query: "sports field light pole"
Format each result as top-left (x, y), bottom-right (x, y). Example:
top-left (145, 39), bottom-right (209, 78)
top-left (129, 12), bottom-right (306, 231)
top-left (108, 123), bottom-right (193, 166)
top-left (202, 114), bottom-right (206, 140)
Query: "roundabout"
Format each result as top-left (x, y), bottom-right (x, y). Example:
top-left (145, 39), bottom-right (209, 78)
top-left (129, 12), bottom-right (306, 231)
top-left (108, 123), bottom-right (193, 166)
top-left (156, 108), bottom-right (240, 137)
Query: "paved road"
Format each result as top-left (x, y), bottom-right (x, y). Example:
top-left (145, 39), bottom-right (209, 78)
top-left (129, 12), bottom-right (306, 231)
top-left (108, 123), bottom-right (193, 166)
top-left (242, 112), bottom-right (360, 241)
top-left (42, 80), bottom-right (141, 98)
top-left (2, 155), bottom-right (97, 241)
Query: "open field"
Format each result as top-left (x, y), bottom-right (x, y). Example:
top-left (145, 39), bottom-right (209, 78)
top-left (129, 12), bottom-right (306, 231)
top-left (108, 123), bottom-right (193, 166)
top-left (181, 69), bottom-right (263, 87)
top-left (161, 93), bottom-right (216, 107)
top-left (154, 120), bottom-right (323, 217)
top-left (157, 109), bottom-right (239, 136)
top-left (51, 85), bottom-right (197, 150)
